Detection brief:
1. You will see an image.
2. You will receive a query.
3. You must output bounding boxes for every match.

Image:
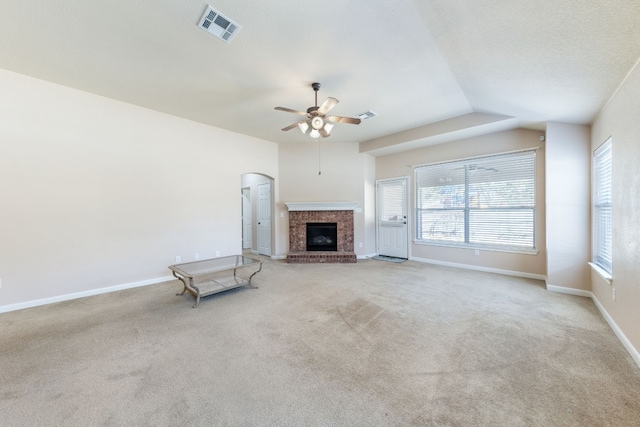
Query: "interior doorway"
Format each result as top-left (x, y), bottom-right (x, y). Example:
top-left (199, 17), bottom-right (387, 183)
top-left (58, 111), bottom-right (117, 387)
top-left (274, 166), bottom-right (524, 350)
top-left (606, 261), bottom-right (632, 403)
top-left (240, 173), bottom-right (274, 257)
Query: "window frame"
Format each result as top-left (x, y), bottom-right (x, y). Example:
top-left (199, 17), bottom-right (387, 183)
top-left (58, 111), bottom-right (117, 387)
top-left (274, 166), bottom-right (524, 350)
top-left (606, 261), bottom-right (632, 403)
top-left (592, 137), bottom-right (613, 277)
top-left (414, 149), bottom-right (537, 254)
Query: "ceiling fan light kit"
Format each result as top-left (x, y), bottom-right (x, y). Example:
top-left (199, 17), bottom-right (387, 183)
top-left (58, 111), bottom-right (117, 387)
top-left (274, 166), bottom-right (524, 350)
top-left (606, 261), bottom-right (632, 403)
top-left (298, 122), bottom-right (309, 134)
top-left (275, 82), bottom-right (361, 139)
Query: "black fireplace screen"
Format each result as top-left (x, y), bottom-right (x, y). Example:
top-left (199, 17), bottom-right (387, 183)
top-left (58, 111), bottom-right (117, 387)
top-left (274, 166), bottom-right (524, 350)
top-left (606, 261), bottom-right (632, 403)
top-left (306, 222), bottom-right (338, 251)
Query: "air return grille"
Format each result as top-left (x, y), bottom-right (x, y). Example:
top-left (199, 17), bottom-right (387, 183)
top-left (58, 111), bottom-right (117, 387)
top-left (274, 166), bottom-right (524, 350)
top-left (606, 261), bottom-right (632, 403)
top-left (198, 5), bottom-right (240, 42)
top-left (357, 110), bottom-right (377, 120)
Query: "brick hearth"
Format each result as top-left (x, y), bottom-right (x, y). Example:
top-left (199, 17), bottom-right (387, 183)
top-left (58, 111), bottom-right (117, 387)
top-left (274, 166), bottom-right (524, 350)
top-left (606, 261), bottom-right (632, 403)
top-left (287, 208), bottom-right (357, 263)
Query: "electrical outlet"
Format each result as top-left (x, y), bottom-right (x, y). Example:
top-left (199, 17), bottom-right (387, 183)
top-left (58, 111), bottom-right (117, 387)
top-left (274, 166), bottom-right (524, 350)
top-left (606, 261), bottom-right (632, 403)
top-left (475, 249), bottom-right (480, 256)
top-left (175, 256), bottom-right (181, 263)
top-left (195, 253), bottom-right (200, 260)
top-left (216, 251), bottom-right (220, 257)
top-left (359, 242), bottom-right (363, 248)
top-left (612, 288), bottom-right (616, 301)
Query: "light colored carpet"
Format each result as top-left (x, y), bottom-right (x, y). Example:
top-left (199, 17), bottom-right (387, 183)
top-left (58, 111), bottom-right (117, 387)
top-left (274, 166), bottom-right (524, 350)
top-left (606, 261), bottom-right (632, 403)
top-left (1, 257), bottom-right (639, 426)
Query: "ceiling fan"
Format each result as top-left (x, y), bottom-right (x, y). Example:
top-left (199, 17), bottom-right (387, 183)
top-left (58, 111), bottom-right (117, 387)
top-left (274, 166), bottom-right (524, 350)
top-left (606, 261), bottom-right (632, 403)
top-left (275, 82), bottom-right (361, 138)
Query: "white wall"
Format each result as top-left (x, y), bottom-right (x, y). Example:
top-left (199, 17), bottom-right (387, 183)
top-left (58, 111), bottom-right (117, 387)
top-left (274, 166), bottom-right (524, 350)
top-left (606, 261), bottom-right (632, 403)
top-left (362, 153), bottom-right (377, 256)
top-left (591, 60), bottom-right (640, 357)
top-left (545, 123), bottom-right (591, 290)
top-left (277, 142), bottom-right (375, 257)
top-left (0, 69), bottom-right (278, 310)
top-left (376, 129), bottom-right (546, 277)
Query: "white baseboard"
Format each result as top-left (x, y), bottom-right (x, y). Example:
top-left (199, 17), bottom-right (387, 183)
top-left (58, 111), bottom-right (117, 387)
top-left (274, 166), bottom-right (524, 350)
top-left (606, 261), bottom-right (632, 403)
top-left (546, 285), bottom-right (640, 370)
top-left (410, 256), bottom-right (547, 281)
top-left (246, 249), bottom-right (285, 260)
top-left (0, 275), bottom-right (174, 314)
top-left (358, 253), bottom-right (378, 259)
top-left (590, 293), bottom-right (640, 370)
top-left (545, 283), bottom-right (592, 298)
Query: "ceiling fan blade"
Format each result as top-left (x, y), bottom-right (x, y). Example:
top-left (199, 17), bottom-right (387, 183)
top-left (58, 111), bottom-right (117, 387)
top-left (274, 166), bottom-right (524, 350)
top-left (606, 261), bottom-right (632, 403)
top-left (275, 106), bottom-right (308, 116)
top-left (326, 115), bottom-right (361, 125)
top-left (281, 121), bottom-right (305, 131)
top-left (317, 97), bottom-right (338, 115)
top-left (319, 127), bottom-right (330, 138)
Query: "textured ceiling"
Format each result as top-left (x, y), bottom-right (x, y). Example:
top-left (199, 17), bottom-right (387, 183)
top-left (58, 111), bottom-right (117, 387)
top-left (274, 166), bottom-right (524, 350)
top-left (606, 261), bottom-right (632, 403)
top-left (1, 0), bottom-right (639, 154)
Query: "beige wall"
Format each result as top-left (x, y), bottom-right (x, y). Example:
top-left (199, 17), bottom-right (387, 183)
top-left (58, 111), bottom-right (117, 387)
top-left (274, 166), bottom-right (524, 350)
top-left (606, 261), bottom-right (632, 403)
top-left (376, 129), bottom-right (546, 277)
top-left (591, 61), bottom-right (640, 356)
top-left (277, 142), bottom-right (376, 257)
top-left (545, 122), bottom-right (591, 290)
top-left (0, 69), bottom-right (279, 309)
top-left (362, 153), bottom-right (377, 256)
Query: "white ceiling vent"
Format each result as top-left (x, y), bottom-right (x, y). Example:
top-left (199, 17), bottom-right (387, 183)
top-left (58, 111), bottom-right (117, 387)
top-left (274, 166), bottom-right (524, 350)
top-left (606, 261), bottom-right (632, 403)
top-left (198, 5), bottom-right (240, 43)
top-left (357, 110), bottom-right (377, 120)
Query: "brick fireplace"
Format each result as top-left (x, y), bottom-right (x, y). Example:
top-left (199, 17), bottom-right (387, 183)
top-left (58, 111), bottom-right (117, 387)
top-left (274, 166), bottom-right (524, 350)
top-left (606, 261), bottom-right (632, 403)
top-left (286, 202), bottom-right (357, 263)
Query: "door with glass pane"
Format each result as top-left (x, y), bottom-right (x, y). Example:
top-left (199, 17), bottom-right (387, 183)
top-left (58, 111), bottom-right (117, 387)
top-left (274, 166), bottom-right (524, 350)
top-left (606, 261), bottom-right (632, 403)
top-left (377, 177), bottom-right (408, 258)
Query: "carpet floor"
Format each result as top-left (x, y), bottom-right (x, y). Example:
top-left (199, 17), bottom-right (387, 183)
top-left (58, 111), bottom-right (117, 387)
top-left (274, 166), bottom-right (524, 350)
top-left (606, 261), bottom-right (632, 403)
top-left (1, 257), bottom-right (639, 426)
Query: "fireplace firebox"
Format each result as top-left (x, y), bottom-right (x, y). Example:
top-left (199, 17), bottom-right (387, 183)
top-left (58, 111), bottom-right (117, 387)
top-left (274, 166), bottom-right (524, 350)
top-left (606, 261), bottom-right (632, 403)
top-left (306, 223), bottom-right (338, 252)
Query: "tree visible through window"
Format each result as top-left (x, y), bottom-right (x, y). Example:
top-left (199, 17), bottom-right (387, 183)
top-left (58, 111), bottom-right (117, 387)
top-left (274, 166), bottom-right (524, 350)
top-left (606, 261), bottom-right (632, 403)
top-left (415, 150), bottom-right (536, 251)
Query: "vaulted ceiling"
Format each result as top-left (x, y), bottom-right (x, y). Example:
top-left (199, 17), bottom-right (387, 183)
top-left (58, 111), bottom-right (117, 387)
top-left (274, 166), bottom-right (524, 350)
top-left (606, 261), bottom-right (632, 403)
top-left (2, 1), bottom-right (639, 155)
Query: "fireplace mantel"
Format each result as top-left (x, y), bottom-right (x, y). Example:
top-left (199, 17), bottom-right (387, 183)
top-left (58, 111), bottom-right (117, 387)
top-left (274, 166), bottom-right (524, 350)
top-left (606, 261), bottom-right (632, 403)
top-left (285, 202), bottom-right (357, 211)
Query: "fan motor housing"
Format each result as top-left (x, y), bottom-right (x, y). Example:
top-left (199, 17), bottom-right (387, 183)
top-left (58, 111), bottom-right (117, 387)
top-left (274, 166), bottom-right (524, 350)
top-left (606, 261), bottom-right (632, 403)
top-left (311, 116), bottom-right (324, 130)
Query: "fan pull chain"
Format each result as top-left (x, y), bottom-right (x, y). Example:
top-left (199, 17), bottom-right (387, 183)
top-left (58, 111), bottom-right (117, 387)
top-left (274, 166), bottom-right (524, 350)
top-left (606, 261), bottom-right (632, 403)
top-left (317, 140), bottom-right (322, 175)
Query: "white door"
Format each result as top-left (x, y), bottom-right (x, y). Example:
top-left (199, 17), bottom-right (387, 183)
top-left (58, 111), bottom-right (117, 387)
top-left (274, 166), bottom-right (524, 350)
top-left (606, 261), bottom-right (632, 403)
top-left (377, 178), bottom-right (408, 258)
top-left (242, 188), bottom-right (252, 250)
top-left (257, 182), bottom-right (272, 256)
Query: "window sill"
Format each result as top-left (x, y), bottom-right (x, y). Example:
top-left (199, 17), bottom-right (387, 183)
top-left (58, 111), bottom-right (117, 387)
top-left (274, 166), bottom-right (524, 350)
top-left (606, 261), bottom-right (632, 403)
top-left (413, 240), bottom-right (539, 256)
top-left (588, 262), bottom-right (612, 284)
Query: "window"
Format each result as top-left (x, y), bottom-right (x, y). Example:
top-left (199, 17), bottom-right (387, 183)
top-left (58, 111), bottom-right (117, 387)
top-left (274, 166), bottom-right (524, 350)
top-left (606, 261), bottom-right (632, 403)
top-left (593, 137), bottom-right (612, 274)
top-left (415, 150), bottom-right (536, 251)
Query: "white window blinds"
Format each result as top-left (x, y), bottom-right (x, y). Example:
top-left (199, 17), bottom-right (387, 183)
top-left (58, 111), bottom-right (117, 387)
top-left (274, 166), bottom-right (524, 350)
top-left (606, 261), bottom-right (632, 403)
top-left (415, 150), bottom-right (536, 250)
top-left (380, 181), bottom-right (405, 221)
top-left (593, 138), bottom-right (612, 274)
